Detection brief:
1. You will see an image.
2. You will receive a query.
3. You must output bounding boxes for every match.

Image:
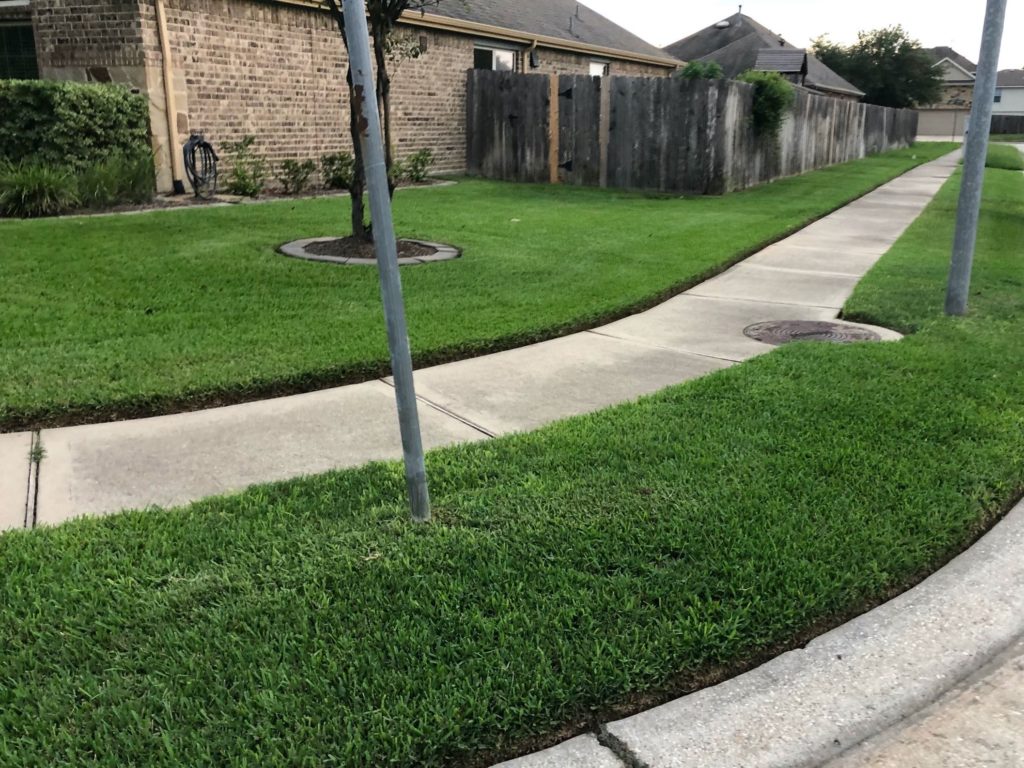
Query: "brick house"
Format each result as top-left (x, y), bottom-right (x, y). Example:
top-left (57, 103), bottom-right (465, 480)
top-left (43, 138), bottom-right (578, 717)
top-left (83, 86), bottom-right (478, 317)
top-left (0, 0), bottom-right (679, 191)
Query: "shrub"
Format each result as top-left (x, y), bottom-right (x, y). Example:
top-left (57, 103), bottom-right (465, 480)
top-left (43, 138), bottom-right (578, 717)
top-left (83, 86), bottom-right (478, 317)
top-left (223, 135), bottom-right (268, 197)
top-left (984, 144), bottom-right (1024, 171)
top-left (390, 157), bottom-right (407, 186)
top-left (401, 149), bottom-right (434, 183)
top-left (0, 161), bottom-right (80, 218)
top-left (277, 159), bottom-right (316, 195)
top-left (0, 80), bottom-right (150, 170)
top-left (321, 151), bottom-right (355, 190)
top-left (77, 151), bottom-right (155, 209)
top-left (677, 61), bottom-right (724, 80)
top-left (737, 71), bottom-right (796, 138)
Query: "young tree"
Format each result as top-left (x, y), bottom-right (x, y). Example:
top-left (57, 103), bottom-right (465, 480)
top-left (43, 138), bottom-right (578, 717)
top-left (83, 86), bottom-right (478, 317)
top-left (812, 26), bottom-right (942, 109)
top-left (323, 0), bottom-right (441, 239)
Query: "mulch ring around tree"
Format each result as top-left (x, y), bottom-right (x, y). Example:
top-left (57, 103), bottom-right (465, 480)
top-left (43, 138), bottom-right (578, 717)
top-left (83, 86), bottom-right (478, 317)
top-left (279, 236), bottom-right (461, 266)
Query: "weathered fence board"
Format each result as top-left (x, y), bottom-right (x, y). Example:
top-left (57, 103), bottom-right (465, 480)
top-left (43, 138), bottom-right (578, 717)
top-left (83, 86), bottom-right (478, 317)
top-left (467, 71), bottom-right (919, 195)
top-left (557, 75), bottom-right (602, 186)
top-left (466, 69), bottom-right (550, 183)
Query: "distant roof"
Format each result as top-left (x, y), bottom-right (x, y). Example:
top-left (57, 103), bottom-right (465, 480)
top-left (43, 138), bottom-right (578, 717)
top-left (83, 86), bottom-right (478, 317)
top-left (923, 47), bottom-right (977, 75)
top-left (998, 69), bottom-right (1024, 87)
top-left (754, 48), bottom-right (807, 75)
top-left (663, 13), bottom-right (865, 98)
top-left (417, 0), bottom-right (675, 65)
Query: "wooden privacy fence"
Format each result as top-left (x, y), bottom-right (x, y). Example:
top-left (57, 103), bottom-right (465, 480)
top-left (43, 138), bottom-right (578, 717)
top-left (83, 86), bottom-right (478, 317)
top-left (466, 70), bottom-right (919, 195)
top-left (991, 115), bottom-right (1024, 134)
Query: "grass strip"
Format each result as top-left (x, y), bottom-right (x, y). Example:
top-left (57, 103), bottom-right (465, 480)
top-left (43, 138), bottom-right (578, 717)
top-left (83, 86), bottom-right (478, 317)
top-left (963, 142), bottom-right (1024, 171)
top-left (2, 162), bottom-right (1022, 766)
top-left (0, 143), bottom-right (955, 430)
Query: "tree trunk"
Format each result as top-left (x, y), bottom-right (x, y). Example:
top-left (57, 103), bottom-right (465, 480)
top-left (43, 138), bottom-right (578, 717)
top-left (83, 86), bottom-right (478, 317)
top-left (372, 25), bottom-right (397, 199)
top-left (346, 66), bottom-right (370, 240)
top-left (328, 0), bottom-right (371, 241)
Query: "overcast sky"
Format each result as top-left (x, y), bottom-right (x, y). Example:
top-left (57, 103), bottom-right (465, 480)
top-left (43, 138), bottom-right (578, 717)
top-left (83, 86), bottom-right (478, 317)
top-left (582, 0), bottom-right (1023, 70)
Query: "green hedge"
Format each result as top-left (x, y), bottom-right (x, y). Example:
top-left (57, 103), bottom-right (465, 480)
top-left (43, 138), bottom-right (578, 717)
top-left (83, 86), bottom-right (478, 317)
top-left (0, 80), bottom-right (150, 170)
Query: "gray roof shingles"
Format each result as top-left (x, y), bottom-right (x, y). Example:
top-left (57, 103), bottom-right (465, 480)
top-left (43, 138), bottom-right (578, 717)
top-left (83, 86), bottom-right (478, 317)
top-left (424, 0), bottom-right (674, 62)
top-left (997, 69), bottom-right (1024, 87)
top-left (924, 46), bottom-right (977, 75)
top-left (754, 49), bottom-right (808, 74)
top-left (664, 13), bottom-right (865, 97)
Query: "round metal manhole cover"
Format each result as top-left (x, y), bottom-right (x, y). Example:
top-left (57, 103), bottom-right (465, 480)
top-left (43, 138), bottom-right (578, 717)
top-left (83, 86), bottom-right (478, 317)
top-left (743, 320), bottom-right (882, 346)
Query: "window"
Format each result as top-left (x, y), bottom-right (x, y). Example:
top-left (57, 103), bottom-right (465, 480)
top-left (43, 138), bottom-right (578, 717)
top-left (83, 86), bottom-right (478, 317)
top-left (994, 89), bottom-right (1002, 104)
top-left (474, 47), bottom-right (518, 72)
top-left (0, 22), bottom-right (38, 79)
top-left (589, 61), bottom-right (610, 77)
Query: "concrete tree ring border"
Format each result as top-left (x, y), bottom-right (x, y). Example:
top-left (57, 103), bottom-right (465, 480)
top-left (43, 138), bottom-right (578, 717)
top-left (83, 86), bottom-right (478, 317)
top-left (279, 238), bottom-right (461, 266)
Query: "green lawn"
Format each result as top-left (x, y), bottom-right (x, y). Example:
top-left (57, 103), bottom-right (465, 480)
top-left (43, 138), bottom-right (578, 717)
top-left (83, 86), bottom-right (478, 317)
top-left (1, 162), bottom-right (1022, 766)
top-left (993, 134), bottom-right (1024, 143)
top-left (979, 143), bottom-right (1024, 171)
top-left (0, 143), bottom-right (955, 431)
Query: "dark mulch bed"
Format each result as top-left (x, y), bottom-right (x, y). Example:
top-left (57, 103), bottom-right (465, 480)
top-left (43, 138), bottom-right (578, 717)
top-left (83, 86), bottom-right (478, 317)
top-left (305, 237), bottom-right (438, 260)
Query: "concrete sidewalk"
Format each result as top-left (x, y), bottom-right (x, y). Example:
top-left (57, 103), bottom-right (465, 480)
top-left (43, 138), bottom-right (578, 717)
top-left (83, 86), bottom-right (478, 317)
top-left (0, 150), bottom-right (960, 530)
top-left (826, 639), bottom-right (1024, 768)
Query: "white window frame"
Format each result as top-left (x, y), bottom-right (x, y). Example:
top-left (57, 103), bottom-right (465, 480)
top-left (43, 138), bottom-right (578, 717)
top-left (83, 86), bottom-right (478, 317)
top-left (589, 60), bottom-right (610, 78)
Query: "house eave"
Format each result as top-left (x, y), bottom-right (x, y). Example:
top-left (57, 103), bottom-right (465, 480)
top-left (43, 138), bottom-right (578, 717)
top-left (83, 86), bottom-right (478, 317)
top-left (402, 11), bottom-right (681, 69)
top-left (807, 82), bottom-right (865, 98)
top-left (934, 56), bottom-right (976, 80)
top-left (269, 0), bottom-right (680, 69)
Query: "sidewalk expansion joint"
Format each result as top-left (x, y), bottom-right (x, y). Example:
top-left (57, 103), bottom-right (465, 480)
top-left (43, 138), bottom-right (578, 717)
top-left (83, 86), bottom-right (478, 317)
top-left (684, 292), bottom-right (841, 311)
top-left (597, 725), bottom-right (650, 768)
top-left (378, 378), bottom-right (498, 438)
top-left (24, 431), bottom-right (43, 529)
top-left (585, 330), bottom-right (743, 364)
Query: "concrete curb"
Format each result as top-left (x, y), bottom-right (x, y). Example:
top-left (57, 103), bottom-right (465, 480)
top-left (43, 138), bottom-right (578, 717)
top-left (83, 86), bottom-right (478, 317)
top-left (494, 497), bottom-right (1024, 767)
top-left (279, 237), bottom-right (461, 266)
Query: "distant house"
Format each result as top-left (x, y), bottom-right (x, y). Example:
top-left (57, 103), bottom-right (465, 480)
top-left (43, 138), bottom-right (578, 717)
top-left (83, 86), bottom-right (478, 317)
top-left (1, 0), bottom-right (678, 192)
top-left (917, 47), bottom-right (977, 137)
top-left (663, 13), bottom-right (865, 102)
top-left (917, 48), bottom-right (1024, 136)
top-left (994, 69), bottom-right (1024, 117)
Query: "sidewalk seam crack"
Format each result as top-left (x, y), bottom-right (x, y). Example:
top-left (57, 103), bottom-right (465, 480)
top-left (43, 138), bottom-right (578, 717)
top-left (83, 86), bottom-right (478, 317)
top-left (684, 292), bottom-right (841, 311)
top-left (585, 330), bottom-right (743, 364)
top-left (418, 397), bottom-right (498, 439)
top-left (597, 726), bottom-right (651, 768)
top-left (379, 378), bottom-right (498, 438)
top-left (24, 431), bottom-right (42, 529)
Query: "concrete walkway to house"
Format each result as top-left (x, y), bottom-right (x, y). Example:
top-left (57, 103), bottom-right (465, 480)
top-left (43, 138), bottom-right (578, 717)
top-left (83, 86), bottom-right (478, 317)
top-left (0, 150), bottom-right (960, 531)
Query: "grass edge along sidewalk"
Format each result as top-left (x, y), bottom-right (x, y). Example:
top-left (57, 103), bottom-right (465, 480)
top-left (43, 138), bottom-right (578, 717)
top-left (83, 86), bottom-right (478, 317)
top-left (0, 143), bottom-right (954, 432)
top-left (2, 160), bottom-right (1023, 768)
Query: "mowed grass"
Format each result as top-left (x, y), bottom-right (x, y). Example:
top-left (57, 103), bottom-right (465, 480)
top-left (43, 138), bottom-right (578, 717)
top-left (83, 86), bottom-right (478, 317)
top-left (979, 142), bottom-right (1024, 171)
top-left (993, 133), bottom-right (1024, 143)
top-left (1, 162), bottom-right (1023, 766)
top-left (0, 144), bottom-right (955, 430)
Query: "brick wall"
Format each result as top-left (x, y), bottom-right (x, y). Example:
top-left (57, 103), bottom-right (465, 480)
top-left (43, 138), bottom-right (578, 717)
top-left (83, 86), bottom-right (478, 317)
top-left (32, 0), bottom-right (146, 71)
top-left (28, 0), bottom-right (674, 189)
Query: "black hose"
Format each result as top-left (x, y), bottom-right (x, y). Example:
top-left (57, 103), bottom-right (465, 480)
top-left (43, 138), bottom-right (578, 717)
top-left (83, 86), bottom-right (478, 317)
top-left (183, 133), bottom-right (219, 199)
